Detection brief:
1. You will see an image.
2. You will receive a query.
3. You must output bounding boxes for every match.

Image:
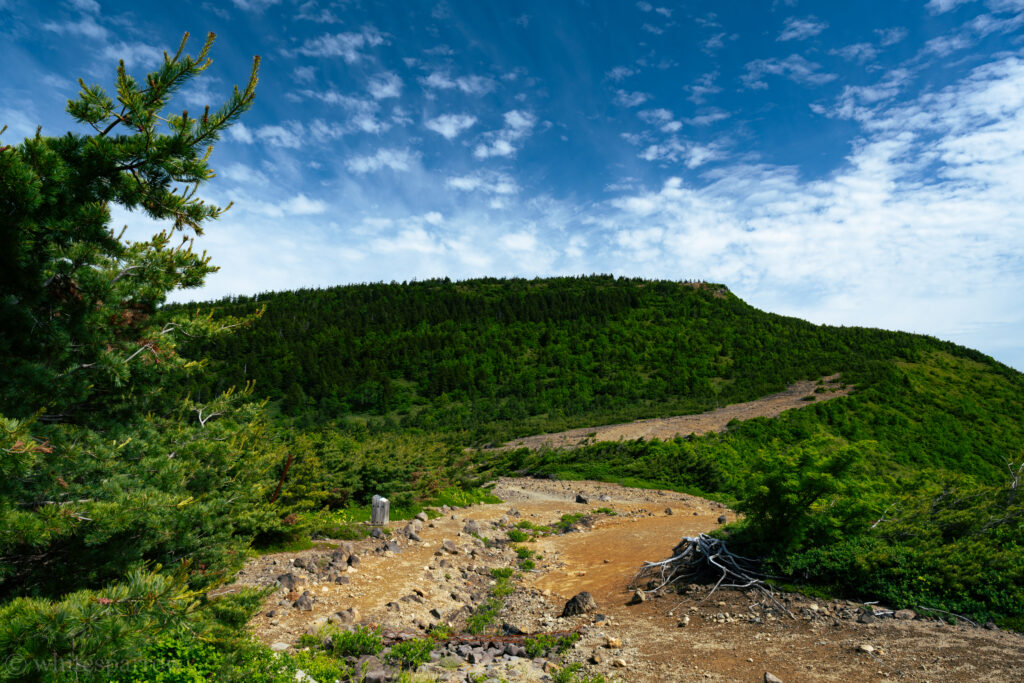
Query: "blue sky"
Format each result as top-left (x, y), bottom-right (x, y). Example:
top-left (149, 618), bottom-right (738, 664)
top-left (3, 0), bottom-right (1024, 370)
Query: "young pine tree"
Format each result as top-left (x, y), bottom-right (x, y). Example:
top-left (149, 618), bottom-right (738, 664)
top-left (0, 34), bottom-right (289, 680)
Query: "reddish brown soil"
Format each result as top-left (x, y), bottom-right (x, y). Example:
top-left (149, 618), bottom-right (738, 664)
top-left (237, 478), bottom-right (1024, 682)
top-left (500, 375), bottom-right (851, 451)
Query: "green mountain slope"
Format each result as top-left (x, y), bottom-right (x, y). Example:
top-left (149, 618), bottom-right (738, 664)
top-left (172, 276), bottom-right (1014, 443)
top-left (172, 276), bottom-right (1024, 626)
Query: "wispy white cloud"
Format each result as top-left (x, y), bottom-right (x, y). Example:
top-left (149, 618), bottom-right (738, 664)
top-left (638, 138), bottom-right (723, 168)
top-left (830, 42), bottom-right (879, 63)
top-left (420, 70), bottom-right (497, 95)
top-left (425, 113), bottom-right (477, 139)
top-left (346, 148), bottom-right (419, 174)
top-left (813, 69), bottom-right (912, 121)
top-left (367, 72), bottom-right (403, 99)
top-left (231, 0), bottom-right (282, 11)
top-left (244, 193), bottom-right (329, 217)
top-left (638, 108), bottom-right (682, 133)
top-left (688, 72), bottom-right (721, 104)
top-left (742, 54), bottom-right (838, 89)
top-left (473, 110), bottom-right (536, 159)
top-left (600, 54), bottom-right (1024, 365)
top-left (615, 90), bottom-right (651, 107)
top-left (606, 66), bottom-right (635, 81)
top-left (102, 42), bottom-right (163, 68)
top-left (293, 27), bottom-right (384, 61)
top-left (42, 15), bottom-right (107, 41)
top-left (68, 0), bottom-right (100, 13)
top-left (296, 0), bottom-right (342, 23)
top-left (875, 27), bottom-right (909, 46)
top-left (687, 109), bottom-right (730, 126)
top-left (778, 16), bottom-right (829, 41)
top-left (446, 171), bottom-right (519, 195)
top-left (923, 9), bottom-right (1024, 56)
top-left (293, 66), bottom-right (316, 84)
top-left (926, 0), bottom-right (978, 13)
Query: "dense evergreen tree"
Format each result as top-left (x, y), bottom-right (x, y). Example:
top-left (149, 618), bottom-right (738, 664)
top-left (0, 34), bottom-right (291, 679)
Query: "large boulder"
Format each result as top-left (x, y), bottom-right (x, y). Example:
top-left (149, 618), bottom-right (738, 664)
top-left (561, 591), bottom-right (598, 617)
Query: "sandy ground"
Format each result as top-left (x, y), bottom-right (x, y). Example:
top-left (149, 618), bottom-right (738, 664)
top-left (236, 477), bottom-right (1024, 682)
top-left (500, 375), bottom-right (850, 451)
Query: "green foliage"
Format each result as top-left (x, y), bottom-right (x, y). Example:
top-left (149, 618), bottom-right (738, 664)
top-left (0, 32), bottom-right (258, 421)
top-left (466, 597), bottom-right (504, 635)
top-left (427, 623), bottom-right (455, 642)
top-left (119, 634), bottom-right (223, 682)
top-left (523, 633), bottom-right (580, 659)
top-left (0, 569), bottom-right (197, 682)
top-left (172, 276), bottom-right (954, 439)
top-left (554, 513), bottom-right (587, 533)
top-left (327, 625), bottom-right (384, 658)
top-left (591, 507), bottom-right (616, 515)
top-left (384, 638), bottom-right (434, 670)
top-left (733, 436), bottom-right (874, 552)
top-left (506, 529), bottom-right (530, 543)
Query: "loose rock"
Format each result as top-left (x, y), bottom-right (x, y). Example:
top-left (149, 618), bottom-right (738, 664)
top-left (562, 591), bottom-right (598, 617)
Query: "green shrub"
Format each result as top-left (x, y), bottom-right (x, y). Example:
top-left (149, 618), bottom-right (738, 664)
top-left (328, 625), bottom-right (384, 658)
top-left (384, 639), bottom-right (434, 670)
top-left (506, 529), bottom-right (530, 543)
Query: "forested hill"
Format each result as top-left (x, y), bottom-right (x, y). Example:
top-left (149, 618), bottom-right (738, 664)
top-left (167, 275), bottom-right (1024, 626)
top-left (170, 275), bottom-right (1012, 441)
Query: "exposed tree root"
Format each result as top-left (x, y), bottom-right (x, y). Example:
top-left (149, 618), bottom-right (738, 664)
top-left (630, 533), bottom-right (794, 619)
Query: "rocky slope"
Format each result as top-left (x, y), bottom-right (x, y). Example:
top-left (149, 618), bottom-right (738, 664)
top-left (225, 478), bottom-right (1024, 682)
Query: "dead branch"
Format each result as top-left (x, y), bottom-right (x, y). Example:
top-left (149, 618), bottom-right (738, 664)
top-left (630, 533), bottom-right (794, 619)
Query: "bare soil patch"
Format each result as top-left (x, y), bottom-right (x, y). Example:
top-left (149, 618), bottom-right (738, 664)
top-left (500, 375), bottom-right (850, 451)
top-left (233, 477), bottom-right (1024, 682)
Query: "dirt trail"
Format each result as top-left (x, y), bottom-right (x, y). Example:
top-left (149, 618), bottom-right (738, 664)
top-left (500, 375), bottom-right (851, 451)
top-left (235, 477), bottom-right (1024, 681)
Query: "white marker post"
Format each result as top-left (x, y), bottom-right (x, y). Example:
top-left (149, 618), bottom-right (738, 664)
top-left (371, 494), bottom-right (390, 526)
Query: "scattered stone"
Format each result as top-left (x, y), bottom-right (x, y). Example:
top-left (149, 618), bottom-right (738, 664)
top-left (384, 541), bottom-right (401, 553)
top-left (613, 658), bottom-right (627, 668)
top-left (765, 673), bottom-right (783, 683)
top-left (598, 495), bottom-right (612, 502)
top-left (590, 650), bottom-right (603, 664)
top-left (347, 555), bottom-right (360, 567)
top-left (370, 527), bottom-right (383, 539)
top-left (605, 637), bottom-right (622, 648)
top-left (678, 616), bottom-right (690, 627)
top-left (717, 515), bottom-right (728, 524)
top-left (408, 531), bottom-right (422, 542)
top-left (293, 591), bottom-right (313, 611)
top-left (693, 511), bottom-right (699, 516)
top-left (415, 511), bottom-right (429, 523)
top-left (331, 607), bottom-right (359, 625)
top-left (575, 493), bottom-right (590, 504)
top-left (270, 642), bottom-right (291, 652)
top-left (464, 520), bottom-right (482, 535)
top-left (628, 590), bottom-right (647, 605)
top-left (859, 644), bottom-right (876, 654)
top-left (894, 609), bottom-right (916, 621)
top-left (858, 612), bottom-right (876, 625)
top-left (665, 507), bottom-right (673, 515)
top-left (334, 575), bottom-right (350, 585)
top-left (442, 539), bottom-right (459, 554)
top-left (276, 573), bottom-right (300, 591)
top-left (561, 591), bottom-right (598, 617)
